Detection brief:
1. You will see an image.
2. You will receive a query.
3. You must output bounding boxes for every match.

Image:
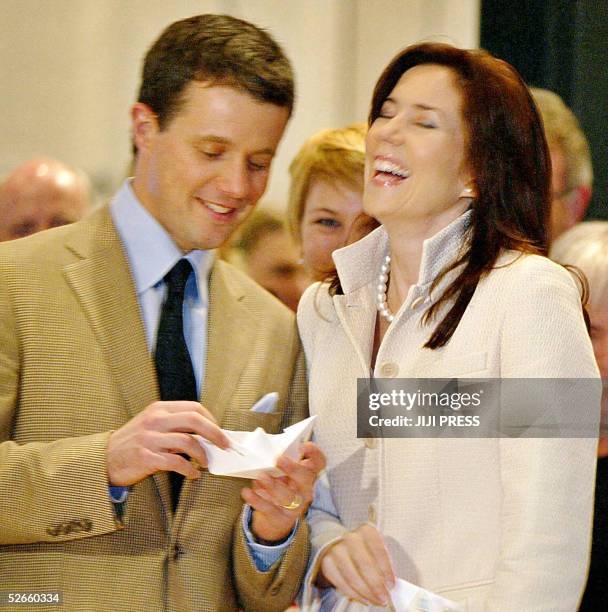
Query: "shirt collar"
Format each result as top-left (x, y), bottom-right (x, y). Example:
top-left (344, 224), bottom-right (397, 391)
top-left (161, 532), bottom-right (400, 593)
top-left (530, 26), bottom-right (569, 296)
top-left (109, 180), bottom-right (214, 301)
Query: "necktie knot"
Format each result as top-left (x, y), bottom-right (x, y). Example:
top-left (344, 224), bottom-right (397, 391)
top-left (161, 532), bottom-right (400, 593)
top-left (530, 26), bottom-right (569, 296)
top-left (164, 259), bottom-right (192, 296)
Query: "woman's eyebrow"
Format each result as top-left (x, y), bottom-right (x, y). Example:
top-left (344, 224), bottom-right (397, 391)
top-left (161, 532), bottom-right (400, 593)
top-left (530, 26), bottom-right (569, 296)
top-left (412, 103), bottom-right (441, 113)
top-left (309, 207), bottom-right (338, 215)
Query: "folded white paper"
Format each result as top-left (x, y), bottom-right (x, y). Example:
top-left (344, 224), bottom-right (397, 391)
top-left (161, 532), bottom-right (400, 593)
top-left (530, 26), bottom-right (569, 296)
top-left (390, 578), bottom-right (462, 611)
top-left (197, 415), bottom-right (317, 479)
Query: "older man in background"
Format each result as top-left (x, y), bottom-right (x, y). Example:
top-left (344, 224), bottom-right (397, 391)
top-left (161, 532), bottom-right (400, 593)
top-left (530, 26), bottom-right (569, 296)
top-left (530, 87), bottom-right (593, 240)
top-left (0, 157), bottom-right (92, 241)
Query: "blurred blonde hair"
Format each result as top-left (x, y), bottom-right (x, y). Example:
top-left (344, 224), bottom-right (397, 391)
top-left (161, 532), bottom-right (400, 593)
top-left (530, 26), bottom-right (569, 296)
top-left (236, 209), bottom-right (285, 254)
top-left (287, 123), bottom-right (366, 241)
top-left (530, 87), bottom-right (593, 193)
top-left (550, 221), bottom-right (608, 311)
top-left (218, 208), bottom-right (285, 266)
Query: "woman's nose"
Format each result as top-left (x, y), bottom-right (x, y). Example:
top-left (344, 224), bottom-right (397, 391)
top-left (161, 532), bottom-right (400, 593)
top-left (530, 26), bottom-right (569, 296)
top-left (376, 115), bottom-right (404, 146)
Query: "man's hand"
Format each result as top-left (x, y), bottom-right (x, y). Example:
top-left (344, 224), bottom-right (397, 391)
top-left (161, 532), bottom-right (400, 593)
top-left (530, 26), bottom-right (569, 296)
top-left (317, 523), bottom-right (396, 607)
top-left (106, 400), bottom-right (230, 486)
top-left (241, 441), bottom-right (325, 543)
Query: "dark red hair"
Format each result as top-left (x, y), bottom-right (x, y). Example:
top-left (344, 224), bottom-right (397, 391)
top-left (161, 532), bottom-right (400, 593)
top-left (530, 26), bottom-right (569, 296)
top-left (333, 43), bottom-right (551, 348)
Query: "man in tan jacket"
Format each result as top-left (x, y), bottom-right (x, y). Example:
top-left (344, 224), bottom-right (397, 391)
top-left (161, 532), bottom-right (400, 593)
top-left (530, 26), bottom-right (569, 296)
top-left (0, 14), bottom-right (322, 611)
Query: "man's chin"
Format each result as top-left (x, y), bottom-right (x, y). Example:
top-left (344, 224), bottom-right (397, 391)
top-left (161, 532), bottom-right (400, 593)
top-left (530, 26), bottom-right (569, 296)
top-left (197, 228), bottom-right (238, 251)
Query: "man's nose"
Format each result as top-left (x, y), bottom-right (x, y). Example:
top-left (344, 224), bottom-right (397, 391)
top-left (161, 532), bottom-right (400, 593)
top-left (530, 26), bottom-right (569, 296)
top-left (217, 161), bottom-right (250, 200)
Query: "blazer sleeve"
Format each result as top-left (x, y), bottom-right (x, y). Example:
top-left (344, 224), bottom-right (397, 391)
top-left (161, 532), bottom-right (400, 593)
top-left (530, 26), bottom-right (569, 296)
top-left (486, 259), bottom-right (600, 611)
top-left (0, 257), bottom-right (121, 545)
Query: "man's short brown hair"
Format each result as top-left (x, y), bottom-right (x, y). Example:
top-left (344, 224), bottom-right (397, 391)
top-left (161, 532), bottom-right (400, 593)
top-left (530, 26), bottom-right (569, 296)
top-left (138, 14), bottom-right (295, 130)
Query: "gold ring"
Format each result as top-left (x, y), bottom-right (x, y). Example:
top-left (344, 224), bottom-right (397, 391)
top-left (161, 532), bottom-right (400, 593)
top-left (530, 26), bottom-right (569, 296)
top-left (280, 493), bottom-right (302, 511)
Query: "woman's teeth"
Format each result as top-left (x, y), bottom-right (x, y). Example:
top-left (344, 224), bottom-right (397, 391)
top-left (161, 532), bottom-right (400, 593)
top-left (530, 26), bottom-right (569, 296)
top-left (374, 160), bottom-right (410, 178)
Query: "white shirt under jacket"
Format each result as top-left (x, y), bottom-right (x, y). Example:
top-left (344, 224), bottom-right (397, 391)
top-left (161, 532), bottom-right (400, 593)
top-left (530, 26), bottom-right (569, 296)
top-left (297, 212), bottom-right (600, 612)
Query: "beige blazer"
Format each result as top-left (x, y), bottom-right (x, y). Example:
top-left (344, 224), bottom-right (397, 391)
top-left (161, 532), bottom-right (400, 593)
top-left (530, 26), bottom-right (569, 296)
top-left (298, 220), bottom-right (600, 611)
top-left (0, 206), bottom-right (309, 611)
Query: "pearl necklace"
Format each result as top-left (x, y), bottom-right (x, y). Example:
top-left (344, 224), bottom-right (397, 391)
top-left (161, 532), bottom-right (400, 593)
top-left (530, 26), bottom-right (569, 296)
top-left (376, 254), bottom-right (394, 322)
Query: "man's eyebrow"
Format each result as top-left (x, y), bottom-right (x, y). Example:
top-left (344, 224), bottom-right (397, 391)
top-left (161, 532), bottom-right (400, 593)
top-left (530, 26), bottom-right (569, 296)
top-left (192, 135), bottom-right (230, 145)
top-left (192, 135), bottom-right (276, 155)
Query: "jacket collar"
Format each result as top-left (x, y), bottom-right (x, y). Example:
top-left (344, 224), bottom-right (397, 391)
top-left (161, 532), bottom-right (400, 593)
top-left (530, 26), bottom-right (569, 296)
top-left (328, 211), bottom-right (472, 373)
top-left (201, 260), bottom-right (257, 429)
top-left (333, 210), bottom-right (473, 296)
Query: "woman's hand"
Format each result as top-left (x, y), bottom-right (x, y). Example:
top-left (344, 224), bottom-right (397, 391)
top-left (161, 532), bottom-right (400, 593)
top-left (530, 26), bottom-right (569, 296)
top-left (317, 523), bottom-right (396, 607)
top-left (241, 441), bottom-right (325, 543)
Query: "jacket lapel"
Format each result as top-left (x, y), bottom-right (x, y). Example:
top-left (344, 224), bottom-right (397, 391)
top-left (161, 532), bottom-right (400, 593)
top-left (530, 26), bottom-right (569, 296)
top-left (62, 207), bottom-right (172, 517)
top-left (333, 286), bottom-right (377, 377)
top-left (201, 261), bottom-right (256, 426)
top-left (331, 225), bottom-right (388, 376)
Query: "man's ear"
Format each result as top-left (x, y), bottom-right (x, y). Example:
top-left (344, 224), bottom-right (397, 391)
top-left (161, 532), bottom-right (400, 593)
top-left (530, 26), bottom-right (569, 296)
top-left (131, 103), bottom-right (159, 153)
top-left (570, 185), bottom-right (592, 222)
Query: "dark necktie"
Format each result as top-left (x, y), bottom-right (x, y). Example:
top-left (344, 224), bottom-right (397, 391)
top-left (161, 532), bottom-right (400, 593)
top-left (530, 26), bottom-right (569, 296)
top-left (154, 258), bottom-right (197, 509)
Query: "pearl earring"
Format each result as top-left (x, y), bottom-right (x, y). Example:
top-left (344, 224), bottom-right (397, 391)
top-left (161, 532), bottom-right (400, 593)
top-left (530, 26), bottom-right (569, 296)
top-left (461, 186), bottom-right (474, 198)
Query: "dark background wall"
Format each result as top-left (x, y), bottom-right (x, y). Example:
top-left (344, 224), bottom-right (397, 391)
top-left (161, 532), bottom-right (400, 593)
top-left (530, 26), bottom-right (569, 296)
top-left (481, 0), bottom-right (607, 220)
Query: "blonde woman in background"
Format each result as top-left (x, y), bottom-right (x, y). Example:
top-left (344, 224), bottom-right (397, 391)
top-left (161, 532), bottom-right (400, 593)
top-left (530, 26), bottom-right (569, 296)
top-left (288, 124), bottom-right (378, 281)
top-left (551, 221), bottom-right (608, 610)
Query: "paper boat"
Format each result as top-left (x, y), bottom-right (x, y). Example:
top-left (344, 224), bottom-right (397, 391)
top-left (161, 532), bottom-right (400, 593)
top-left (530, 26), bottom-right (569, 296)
top-left (196, 415), bottom-right (317, 479)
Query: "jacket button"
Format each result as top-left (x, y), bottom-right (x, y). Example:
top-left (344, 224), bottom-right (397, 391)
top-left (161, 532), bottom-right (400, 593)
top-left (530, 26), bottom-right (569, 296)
top-left (173, 544), bottom-right (184, 560)
top-left (60, 522), bottom-right (72, 535)
top-left (379, 362), bottom-right (398, 377)
top-left (368, 504), bottom-right (377, 524)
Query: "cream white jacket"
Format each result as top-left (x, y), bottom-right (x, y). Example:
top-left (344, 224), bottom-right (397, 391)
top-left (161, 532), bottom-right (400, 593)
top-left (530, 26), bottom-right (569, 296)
top-left (298, 214), bottom-right (600, 611)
